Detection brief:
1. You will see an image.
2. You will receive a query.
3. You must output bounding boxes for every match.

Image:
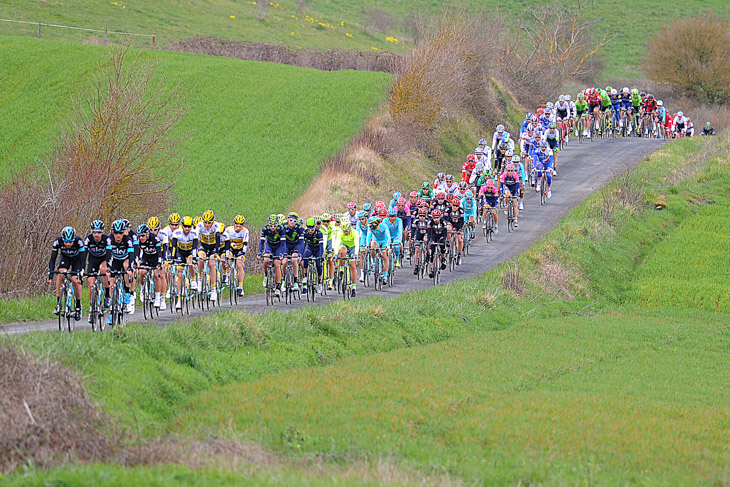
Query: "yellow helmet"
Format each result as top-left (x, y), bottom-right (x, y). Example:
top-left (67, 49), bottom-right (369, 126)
top-left (168, 212), bottom-right (181, 224)
top-left (322, 212), bottom-right (331, 222)
top-left (182, 216), bottom-right (193, 227)
top-left (202, 209), bottom-right (215, 223)
top-left (147, 216), bottom-right (160, 230)
top-left (193, 216), bottom-right (203, 226)
top-left (234, 214), bottom-right (246, 225)
top-left (341, 221), bottom-right (351, 232)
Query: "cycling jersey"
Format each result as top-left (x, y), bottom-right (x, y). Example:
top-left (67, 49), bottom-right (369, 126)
top-left (84, 233), bottom-right (111, 259)
top-left (196, 221), bottom-right (221, 250)
top-left (462, 161), bottom-right (476, 181)
top-left (445, 207), bottom-right (464, 231)
top-left (479, 184), bottom-right (499, 207)
top-left (575, 99), bottom-right (588, 113)
top-left (367, 223), bottom-right (391, 248)
top-left (346, 210), bottom-right (359, 227)
top-left (110, 234), bottom-right (134, 262)
top-left (396, 208), bottom-right (411, 231)
top-left (48, 236), bottom-right (86, 278)
top-left (224, 226), bottom-right (249, 257)
top-left (461, 196), bottom-right (477, 220)
top-left (411, 218), bottom-right (429, 241)
top-left (138, 234), bottom-right (162, 266)
top-left (631, 94), bottom-right (642, 108)
top-left (171, 228), bottom-right (198, 254)
top-left (384, 217), bottom-right (403, 245)
top-left (418, 188), bottom-right (435, 200)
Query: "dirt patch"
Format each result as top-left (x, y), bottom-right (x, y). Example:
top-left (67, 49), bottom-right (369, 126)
top-left (0, 344), bottom-right (118, 473)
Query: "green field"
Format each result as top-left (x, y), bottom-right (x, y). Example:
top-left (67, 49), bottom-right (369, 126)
top-left (6, 134), bottom-right (730, 484)
top-left (2, 0), bottom-right (728, 78)
top-left (0, 36), bottom-right (388, 223)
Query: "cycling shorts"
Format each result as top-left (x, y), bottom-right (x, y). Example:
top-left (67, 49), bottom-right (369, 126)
top-left (109, 258), bottom-right (128, 273)
top-left (575, 109), bottom-right (586, 118)
top-left (140, 255), bottom-right (160, 269)
top-left (504, 183), bottom-right (520, 196)
top-left (285, 240), bottom-right (304, 257)
top-left (342, 245), bottom-right (356, 259)
top-left (264, 241), bottom-right (284, 259)
top-left (59, 254), bottom-right (84, 274)
top-left (483, 196), bottom-right (499, 208)
top-left (588, 103), bottom-right (599, 112)
top-left (621, 101), bottom-right (632, 111)
top-left (198, 243), bottom-right (219, 257)
top-left (228, 247), bottom-right (246, 259)
top-left (303, 243), bottom-right (323, 260)
top-left (173, 248), bottom-right (193, 265)
top-left (86, 255), bottom-right (106, 275)
top-left (371, 237), bottom-right (390, 250)
top-left (547, 138), bottom-right (558, 150)
top-left (557, 109), bottom-right (568, 119)
top-left (600, 104), bottom-right (611, 113)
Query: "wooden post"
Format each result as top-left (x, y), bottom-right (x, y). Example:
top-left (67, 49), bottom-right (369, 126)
top-left (37, 21), bottom-right (41, 38)
top-left (104, 26), bottom-right (108, 44)
top-left (152, 33), bottom-right (156, 47)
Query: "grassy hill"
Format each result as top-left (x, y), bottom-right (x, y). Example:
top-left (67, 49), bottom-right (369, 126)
top-left (0, 36), bottom-right (389, 223)
top-left (2, 0), bottom-right (729, 78)
top-left (7, 134), bottom-right (730, 485)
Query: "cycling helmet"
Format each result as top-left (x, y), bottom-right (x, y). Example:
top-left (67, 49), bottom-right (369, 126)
top-left (478, 138), bottom-right (487, 145)
top-left (451, 199), bottom-right (460, 207)
top-left (234, 214), bottom-right (246, 225)
top-left (540, 141), bottom-right (549, 148)
top-left (498, 142), bottom-right (507, 150)
top-left (475, 148), bottom-right (484, 155)
top-left (306, 218), bottom-right (315, 228)
top-left (686, 118), bottom-right (691, 123)
top-left (91, 219), bottom-right (105, 231)
top-left (537, 108), bottom-right (545, 115)
top-left (422, 181), bottom-right (430, 190)
top-left (534, 132), bottom-right (542, 139)
top-left (437, 172), bottom-right (445, 180)
top-left (566, 95), bottom-right (571, 101)
top-left (388, 207), bottom-right (397, 216)
top-left (465, 190), bottom-right (474, 199)
top-left (446, 174), bottom-right (454, 181)
top-left (436, 191), bottom-right (446, 199)
top-left (322, 212), bottom-right (331, 222)
top-left (622, 87), bottom-right (629, 94)
top-left (632, 88), bottom-right (638, 96)
top-left (546, 102), bottom-right (554, 109)
top-left (606, 86), bottom-right (612, 92)
top-left (362, 202), bottom-right (371, 212)
top-left (531, 115), bottom-right (538, 123)
top-left (378, 208), bottom-right (388, 217)
top-left (417, 207), bottom-right (428, 215)
top-left (501, 133), bottom-right (510, 143)
top-left (678, 111), bottom-right (683, 117)
top-left (358, 210), bottom-right (368, 219)
top-left (137, 224), bottom-right (150, 236)
top-left (505, 149), bottom-right (514, 157)
top-left (467, 154), bottom-right (476, 162)
top-left (512, 154), bottom-right (521, 163)
top-left (202, 210), bottom-right (215, 222)
top-left (347, 201), bottom-right (356, 209)
top-left (431, 209), bottom-right (442, 218)
top-left (121, 218), bottom-right (130, 230)
top-left (375, 200), bottom-right (385, 208)
top-left (367, 216), bottom-right (379, 227)
top-left (287, 211), bottom-right (299, 220)
top-left (486, 179), bottom-right (495, 187)
top-left (277, 214), bottom-right (286, 225)
top-left (558, 95), bottom-right (565, 102)
top-left (640, 91), bottom-right (646, 97)
top-left (193, 216), bottom-right (203, 226)
top-left (147, 216), bottom-right (160, 230)
top-left (458, 181), bottom-right (468, 190)
top-left (180, 216), bottom-right (192, 227)
top-left (409, 191), bottom-right (418, 197)
top-left (648, 94), bottom-right (655, 100)
top-left (169, 212), bottom-right (181, 224)
top-left (393, 192), bottom-right (401, 200)
top-left (657, 100), bottom-right (663, 106)
top-left (549, 122), bottom-right (557, 129)
top-left (611, 89), bottom-right (617, 95)
top-left (267, 214), bottom-right (278, 226)
top-left (341, 221), bottom-right (351, 231)
top-left (61, 226), bottom-right (76, 242)
top-left (577, 92), bottom-right (584, 99)
top-left (506, 163), bottom-right (515, 171)
top-left (707, 121), bottom-right (711, 127)
top-left (397, 197), bottom-right (406, 205)
top-left (112, 220), bottom-right (125, 233)
top-left (496, 124), bottom-right (505, 132)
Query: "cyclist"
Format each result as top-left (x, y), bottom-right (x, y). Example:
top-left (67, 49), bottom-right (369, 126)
top-left (385, 207), bottom-right (404, 269)
top-left (430, 191), bottom-right (449, 213)
top-left (474, 147), bottom-right (491, 170)
top-left (494, 140), bottom-right (509, 173)
top-left (641, 94), bottom-right (658, 136)
top-left (357, 210), bottom-right (370, 283)
top-left (136, 223), bottom-right (163, 308)
top-left (427, 209), bottom-right (448, 278)
top-left (475, 137), bottom-right (489, 156)
top-left (410, 207), bottom-right (430, 276)
top-left (107, 219), bottom-right (135, 317)
top-left (333, 220), bottom-right (358, 296)
top-left (443, 174), bottom-right (458, 198)
top-left (84, 220), bottom-right (111, 320)
top-left (282, 211), bottom-right (305, 292)
top-left (609, 89), bottom-right (621, 126)
top-left (555, 95), bottom-right (571, 141)
top-left (258, 214), bottom-right (285, 297)
top-left (512, 154), bottom-right (526, 210)
top-left (302, 217), bottom-right (325, 295)
top-left (685, 117), bottom-right (695, 137)
top-left (619, 87), bottom-right (632, 132)
top-left (491, 124), bottom-right (506, 153)
top-left (631, 89), bottom-right (643, 130)
top-left (598, 89), bottom-right (612, 134)
top-left (673, 111), bottom-right (688, 138)
top-left (500, 164), bottom-right (520, 228)
top-left (320, 212), bottom-right (336, 289)
top-left (48, 226), bottom-right (85, 320)
top-left (171, 216), bottom-right (199, 309)
top-left (445, 198), bottom-right (465, 265)
top-left (655, 101), bottom-right (667, 139)
top-left (462, 154), bottom-right (476, 182)
top-left (586, 88), bottom-right (600, 137)
top-left (224, 214), bottom-right (249, 297)
top-left (418, 181), bottom-right (434, 202)
top-left (533, 141), bottom-right (555, 198)
top-left (461, 190), bottom-right (478, 237)
top-left (544, 125), bottom-right (560, 173)
top-left (346, 202), bottom-right (359, 226)
top-left (702, 121), bottom-right (715, 136)
top-left (366, 215), bottom-right (391, 285)
top-left (479, 179), bottom-right (500, 234)
top-left (146, 217), bottom-right (169, 310)
top-left (520, 113), bottom-right (533, 136)
top-left (388, 192), bottom-right (401, 210)
top-left (395, 197), bottom-right (411, 255)
top-left (196, 210), bottom-right (221, 302)
top-left (433, 172), bottom-right (446, 190)
top-left (574, 92), bottom-right (589, 137)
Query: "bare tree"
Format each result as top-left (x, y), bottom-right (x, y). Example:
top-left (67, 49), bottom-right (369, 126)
top-left (498, 0), bottom-right (617, 105)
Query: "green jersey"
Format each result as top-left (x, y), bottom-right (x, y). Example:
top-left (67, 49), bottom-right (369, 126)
top-left (575, 99), bottom-right (588, 112)
top-left (631, 94), bottom-right (642, 107)
top-left (418, 188), bottom-right (434, 199)
top-left (599, 91), bottom-right (611, 107)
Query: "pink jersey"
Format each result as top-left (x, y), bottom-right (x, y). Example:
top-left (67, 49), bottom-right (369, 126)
top-left (479, 184), bottom-right (498, 197)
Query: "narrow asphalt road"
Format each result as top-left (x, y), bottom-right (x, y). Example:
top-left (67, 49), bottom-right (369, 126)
top-left (1, 136), bottom-right (664, 336)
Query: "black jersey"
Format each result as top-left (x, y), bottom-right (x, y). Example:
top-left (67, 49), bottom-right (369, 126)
top-left (445, 207), bottom-right (465, 230)
top-left (428, 219), bottom-right (448, 242)
top-left (138, 234), bottom-right (162, 260)
top-left (48, 236), bottom-right (86, 277)
top-left (110, 235), bottom-right (134, 262)
top-left (411, 218), bottom-right (430, 239)
top-left (84, 233), bottom-right (112, 259)
top-left (430, 199), bottom-right (449, 213)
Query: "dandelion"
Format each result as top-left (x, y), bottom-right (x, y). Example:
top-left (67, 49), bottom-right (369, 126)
top-left (111, 1), bottom-right (118, 4)
top-left (230, 15), bottom-right (236, 19)
top-left (346, 32), bottom-right (353, 38)
top-left (340, 21), bottom-right (344, 26)
top-left (371, 46), bottom-right (380, 50)
top-left (291, 32), bottom-right (295, 35)
top-left (386, 36), bottom-right (399, 44)
top-left (122, 4), bottom-right (125, 8)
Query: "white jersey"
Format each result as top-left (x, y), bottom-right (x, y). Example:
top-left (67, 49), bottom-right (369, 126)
top-left (224, 226), bottom-right (249, 252)
top-left (171, 228), bottom-right (198, 251)
top-left (434, 181), bottom-right (449, 193)
top-left (491, 131), bottom-right (506, 152)
top-left (544, 128), bottom-right (560, 141)
top-left (475, 147), bottom-right (493, 165)
top-left (160, 225), bottom-right (175, 244)
top-left (443, 182), bottom-right (458, 197)
top-left (673, 115), bottom-right (687, 126)
top-left (196, 221), bottom-right (222, 246)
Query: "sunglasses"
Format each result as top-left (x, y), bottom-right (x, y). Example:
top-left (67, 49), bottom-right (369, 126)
top-left (113, 231), bottom-right (124, 235)
top-left (92, 230), bottom-right (102, 234)
top-left (183, 225), bottom-right (192, 229)
top-left (170, 223), bottom-right (179, 227)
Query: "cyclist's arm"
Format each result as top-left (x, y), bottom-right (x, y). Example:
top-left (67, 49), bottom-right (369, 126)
top-left (48, 247), bottom-right (58, 279)
top-left (258, 232), bottom-right (266, 255)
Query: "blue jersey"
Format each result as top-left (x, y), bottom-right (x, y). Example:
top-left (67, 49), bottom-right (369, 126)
top-left (396, 209), bottom-right (411, 231)
top-left (258, 225), bottom-right (285, 253)
top-left (384, 217), bottom-right (403, 244)
top-left (461, 196), bottom-right (477, 219)
top-left (609, 94), bottom-right (621, 107)
top-left (367, 223), bottom-right (391, 247)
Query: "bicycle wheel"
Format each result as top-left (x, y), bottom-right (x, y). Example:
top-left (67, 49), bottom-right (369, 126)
top-left (432, 252), bottom-right (439, 286)
top-left (65, 290), bottom-right (74, 333)
top-left (142, 277), bottom-right (150, 320)
top-left (374, 256), bottom-right (381, 291)
top-left (341, 264), bottom-right (349, 300)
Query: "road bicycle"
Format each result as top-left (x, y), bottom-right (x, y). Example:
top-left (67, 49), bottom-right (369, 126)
top-left (86, 271), bottom-right (107, 332)
top-left (52, 270), bottom-right (81, 333)
top-left (228, 256), bottom-right (245, 306)
top-left (303, 256), bottom-right (320, 302)
top-left (107, 269), bottom-right (129, 327)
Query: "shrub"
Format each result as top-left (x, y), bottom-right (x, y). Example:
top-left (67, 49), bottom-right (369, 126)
top-left (646, 13), bottom-right (730, 105)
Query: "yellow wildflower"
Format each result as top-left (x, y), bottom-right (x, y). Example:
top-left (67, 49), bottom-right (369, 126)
top-left (346, 32), bottom-right (353, 38)
top-left (340, 21), bottom-right (344, 26)
top-left (386, 36), bottom-right (399, 44)
top-left (291, 32), bottom-right (295, 35)
top-left (230, 15), bottom-right (236, 19)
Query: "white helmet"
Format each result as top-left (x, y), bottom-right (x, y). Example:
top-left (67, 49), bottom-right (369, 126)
top-left (475, 148), bottom-right (484, 155)
top-left (512, 154), bottom-right (521, 163)
top-left (546, 101), bottom-right (554, 109)
top-left (496, 124), bottom-right (505, 132)
top-left (558, 95), bottom-right (566, 102)
top-left (622, 87), bottom-right (629, 94)
top-left (611, 89), bottom-right (617, 95)
top-left (505, 149), bottom-right (515, 157)
top-left (657, 100), bottom-right (663, 107)
top-left (678, 111), bottom-right (684, 117)
top-left (565, 95), bottom-right (572, 101)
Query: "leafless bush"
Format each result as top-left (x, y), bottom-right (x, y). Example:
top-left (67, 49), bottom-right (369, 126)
top-left (296, 0), bottom-right (310, 12)
top-left (387, 8), bottom-right (504, 153)
top-left (498, 0), bottom-right (616, 107)
top-left (502, 260), bottom-right (524, 296)
top-left (646, 13), bottom-right (730, 105)
top-left (164, 37), bottom-right (401, 73)
top-left (596, 164), bottom-right (648, 225)
top-left (363, 8), bottom-right (396, 35)
top-left (0, 47), bottom-right (186, 297)
top-left (0, 345), bottom-right (118, 473)
top-left (257, 0), bottom-right (270, 21)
